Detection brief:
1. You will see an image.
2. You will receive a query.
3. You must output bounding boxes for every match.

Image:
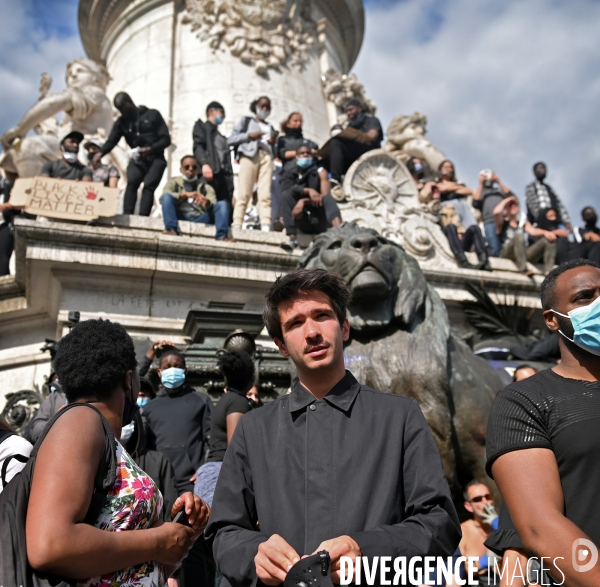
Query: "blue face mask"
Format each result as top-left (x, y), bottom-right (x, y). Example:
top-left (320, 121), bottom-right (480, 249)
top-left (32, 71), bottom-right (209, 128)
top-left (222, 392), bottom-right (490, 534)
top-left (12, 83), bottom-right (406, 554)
top-left (161, 367), bottom-right (186, 389)
top-left (215, 115), bottom-right (224, 125)
top-left (552, 295), bottom-right (600, 356)
top-left (137, 396), bottom-right (150, 407)
top-left (297, 157), bottom-right (313, 169)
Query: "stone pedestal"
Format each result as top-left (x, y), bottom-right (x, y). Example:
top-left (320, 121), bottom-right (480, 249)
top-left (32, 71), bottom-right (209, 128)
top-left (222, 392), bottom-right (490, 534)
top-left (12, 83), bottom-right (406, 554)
top-left (0, 216), bottom-right (544, 412)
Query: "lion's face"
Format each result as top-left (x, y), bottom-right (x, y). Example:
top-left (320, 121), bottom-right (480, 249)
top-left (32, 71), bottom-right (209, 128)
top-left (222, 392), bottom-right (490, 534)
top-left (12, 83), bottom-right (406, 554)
top-left (298, 223), bottom-right (428, 332)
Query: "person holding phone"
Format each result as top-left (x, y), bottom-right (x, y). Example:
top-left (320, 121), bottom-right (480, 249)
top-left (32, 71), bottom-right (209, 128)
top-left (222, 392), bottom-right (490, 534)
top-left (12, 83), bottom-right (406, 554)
top-left (25, 319), bottom-right (210, 587)
top-left (228, 96), bottom-right (278, 231)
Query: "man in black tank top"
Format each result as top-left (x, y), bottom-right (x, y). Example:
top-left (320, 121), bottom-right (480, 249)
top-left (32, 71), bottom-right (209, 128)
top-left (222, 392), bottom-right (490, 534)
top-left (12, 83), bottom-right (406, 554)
top-left (487, 259), bottom-right (600, 586)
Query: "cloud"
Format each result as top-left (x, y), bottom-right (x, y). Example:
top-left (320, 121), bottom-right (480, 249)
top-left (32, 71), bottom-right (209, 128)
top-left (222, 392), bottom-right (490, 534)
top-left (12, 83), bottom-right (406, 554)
top-left (0, 0), bottom-right (84, 138)
top-left (354, 0), bottom-right (600, 224)
top-left (0, 0), bottom-right (597, 225)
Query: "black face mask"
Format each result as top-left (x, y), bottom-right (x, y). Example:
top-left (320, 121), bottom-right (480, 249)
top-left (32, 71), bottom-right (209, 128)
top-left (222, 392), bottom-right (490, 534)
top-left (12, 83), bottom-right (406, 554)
top-left (584, 214), bottom-right (597, 228)
top-left (122, 382), bottom-right (138, 427)
top-left (122, 395), bottom-right (137, 427)
top-left (286, 127), bottom-right (302, 138)
top-left (87, 152), bottom-right (96, 162)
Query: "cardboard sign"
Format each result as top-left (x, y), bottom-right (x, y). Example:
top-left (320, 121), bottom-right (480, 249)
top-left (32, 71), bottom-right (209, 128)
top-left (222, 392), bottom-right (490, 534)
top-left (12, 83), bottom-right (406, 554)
top-left (317, 127), bottom-right (374, 158)
top-left (10, 177), bottom-right (119, 221)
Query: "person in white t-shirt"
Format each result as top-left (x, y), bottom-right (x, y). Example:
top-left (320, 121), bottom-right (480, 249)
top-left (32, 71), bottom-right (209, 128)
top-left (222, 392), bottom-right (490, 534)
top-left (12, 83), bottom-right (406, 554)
top-left (0, 414), bottom-right (32, 493)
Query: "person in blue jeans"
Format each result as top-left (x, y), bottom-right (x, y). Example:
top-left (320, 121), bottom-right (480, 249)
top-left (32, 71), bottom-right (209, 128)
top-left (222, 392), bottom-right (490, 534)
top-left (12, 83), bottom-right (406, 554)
top-left (472, 170), bottom-right (513, 257)
top-left (160, 155), bottom-right (232, 240)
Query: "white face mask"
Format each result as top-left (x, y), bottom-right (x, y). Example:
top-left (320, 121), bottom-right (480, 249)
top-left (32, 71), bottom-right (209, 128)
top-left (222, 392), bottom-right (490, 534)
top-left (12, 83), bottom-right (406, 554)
top-left (256, 108), bottom-right (271, 121)
top-left (62, 149), bottom-right (79, 164)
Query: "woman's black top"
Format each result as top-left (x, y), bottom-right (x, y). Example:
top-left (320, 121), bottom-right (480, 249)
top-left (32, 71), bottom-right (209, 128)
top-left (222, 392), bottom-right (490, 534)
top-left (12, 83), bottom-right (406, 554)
top-left (206, 389), bottom-right (252, 463)
top-left (276, 129), bottom-right (318, 172)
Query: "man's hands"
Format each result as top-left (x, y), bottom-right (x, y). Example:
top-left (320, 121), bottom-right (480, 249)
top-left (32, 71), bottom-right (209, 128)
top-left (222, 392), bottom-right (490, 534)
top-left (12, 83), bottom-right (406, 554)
top-left (311, 536), bottom-right (361, 584)
top-left (193, 193), bottom-right (209, 208)
top-left (202, 164), bottom-right (214, 181)
top-left (585, 232), bottom-right (600, 242)
top-left (554, 228), bottom-right (570, 238)
top-left (292, 199), bottom-right (306, 219)
top-left (267, 132), bottom-right (279, 146)
top-left (543, 231), bottom-right (557, 242)
top-left (171, 492), bottom-right (210, 536)
top-left (255, 534), bottom-right (301, 586)
top-left (248, 131), bottom-right (264, 140)
top-left (139, 146), bottom-right (152, 157)
top-left (306, 188), bottom-right (323, 207)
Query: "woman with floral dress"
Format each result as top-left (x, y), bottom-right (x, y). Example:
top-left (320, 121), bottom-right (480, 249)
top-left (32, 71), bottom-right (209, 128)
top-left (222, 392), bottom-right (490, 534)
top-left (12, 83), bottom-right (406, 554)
top-left (25, 319), bottom-right (210, 587)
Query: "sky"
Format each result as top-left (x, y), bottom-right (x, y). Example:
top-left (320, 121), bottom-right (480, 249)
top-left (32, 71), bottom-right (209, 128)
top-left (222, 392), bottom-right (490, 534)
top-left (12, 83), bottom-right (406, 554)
top-left (0, 0), bottom-right (598, 224)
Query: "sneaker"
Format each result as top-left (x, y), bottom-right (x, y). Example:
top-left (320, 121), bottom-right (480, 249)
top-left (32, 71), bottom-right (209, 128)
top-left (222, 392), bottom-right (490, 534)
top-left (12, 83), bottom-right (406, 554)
top-left (162, 229), bottom-right (179, 235)
top-left (280, 238), bottom-right (299, 252)
top-left (330, 179), bottom-right (345, 202)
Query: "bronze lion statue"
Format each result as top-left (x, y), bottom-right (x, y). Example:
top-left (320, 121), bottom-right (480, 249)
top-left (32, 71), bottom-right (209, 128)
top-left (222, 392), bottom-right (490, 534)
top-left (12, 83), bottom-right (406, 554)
top-left (298, 222), bottom-right (506, 495)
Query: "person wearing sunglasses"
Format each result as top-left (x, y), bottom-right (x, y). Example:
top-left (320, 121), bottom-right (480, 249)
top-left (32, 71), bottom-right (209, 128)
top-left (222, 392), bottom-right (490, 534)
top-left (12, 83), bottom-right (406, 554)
top-left (455, 480), bottom-right (498, 585)
top-left (160, 155), bottom-right (233, 240)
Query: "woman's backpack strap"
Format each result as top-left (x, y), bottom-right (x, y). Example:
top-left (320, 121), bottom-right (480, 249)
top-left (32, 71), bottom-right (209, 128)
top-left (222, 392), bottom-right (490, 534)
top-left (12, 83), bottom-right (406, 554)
top-left (30, 403), bottom-right (117, 524)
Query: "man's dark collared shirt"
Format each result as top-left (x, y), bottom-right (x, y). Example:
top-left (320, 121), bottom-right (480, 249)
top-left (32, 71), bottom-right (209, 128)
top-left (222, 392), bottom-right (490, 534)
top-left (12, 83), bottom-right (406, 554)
top-left (205, 371), bottom-right (460, 587)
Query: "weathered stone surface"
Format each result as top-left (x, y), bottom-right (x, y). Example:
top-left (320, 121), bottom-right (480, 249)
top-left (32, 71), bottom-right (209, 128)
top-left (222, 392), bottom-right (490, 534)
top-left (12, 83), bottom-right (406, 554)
top-left (0, 216), bottom-right (543, 409)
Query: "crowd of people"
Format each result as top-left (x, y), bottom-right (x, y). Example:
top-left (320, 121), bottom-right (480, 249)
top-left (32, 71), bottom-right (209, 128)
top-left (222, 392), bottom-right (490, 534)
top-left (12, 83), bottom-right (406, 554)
top-left (1, 259), bottom-right (600, 587)
top-left (1, 90), bottom-right (598, 278)
top-left (408, 156), bottom-right (600, 274)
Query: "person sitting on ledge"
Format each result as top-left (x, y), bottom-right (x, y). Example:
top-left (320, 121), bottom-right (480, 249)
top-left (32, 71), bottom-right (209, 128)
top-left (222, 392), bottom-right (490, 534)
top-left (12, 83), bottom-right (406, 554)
top-left (84, 139), bottom-right (120, 187)
top-left (160, 155), bottom-right (232, 241)
top-left (279, 145), bottom-right (342, 251)
top-left (328, 99), bottom-right (383, 197)
top-left (493, 194), bottom-right (557, 276)
top-left (40, 131), bottom-right (92, 181)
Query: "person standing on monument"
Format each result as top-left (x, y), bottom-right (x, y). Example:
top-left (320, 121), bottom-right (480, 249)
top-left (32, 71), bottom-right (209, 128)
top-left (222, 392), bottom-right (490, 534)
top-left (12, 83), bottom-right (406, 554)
top-left (525, 162), bottom-right (572, 230)
top-left (94, 92), bottom-right (171, 216)
top-left (206, 268), bottom-right (460, 587)
top-left (276, 112), bottom-right (318, 174)
top-left (193, 101), bottom-right (234, 209)
top-left (228, 96), bottom-right (278, 231)
top-left (40, 131), bottom-right (93, 181)
top-left (328, 99), bottom-right (383, 198)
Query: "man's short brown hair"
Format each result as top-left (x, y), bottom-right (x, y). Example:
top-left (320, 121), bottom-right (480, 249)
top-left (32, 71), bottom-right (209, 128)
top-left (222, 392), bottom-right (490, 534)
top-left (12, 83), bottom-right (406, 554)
top-left (263, 268), bottom-right (352, 340)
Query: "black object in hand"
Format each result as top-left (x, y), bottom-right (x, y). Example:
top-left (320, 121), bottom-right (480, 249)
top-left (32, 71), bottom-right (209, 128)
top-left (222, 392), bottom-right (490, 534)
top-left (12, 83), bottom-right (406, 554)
top-left (172, 509), bottom-right (191, 526)
top-left (284, 551), bottom-right (332, 587)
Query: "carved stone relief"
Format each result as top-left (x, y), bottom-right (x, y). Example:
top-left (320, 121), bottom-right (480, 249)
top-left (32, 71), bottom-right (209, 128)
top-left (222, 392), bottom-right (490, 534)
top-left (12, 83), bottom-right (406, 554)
top-left (339, 149), bottom-right (456, 265)
top-left (182, 0), bottom-right (317, 75)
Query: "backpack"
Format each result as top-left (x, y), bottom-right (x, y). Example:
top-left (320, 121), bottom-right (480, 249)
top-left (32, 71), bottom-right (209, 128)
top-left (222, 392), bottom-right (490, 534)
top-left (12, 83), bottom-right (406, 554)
top-left (0, 403), bottom-right (117, 587)
top-left (0, 429), bottom-right (29, 490)
top-left (232, 116), bottom-right (252, 160)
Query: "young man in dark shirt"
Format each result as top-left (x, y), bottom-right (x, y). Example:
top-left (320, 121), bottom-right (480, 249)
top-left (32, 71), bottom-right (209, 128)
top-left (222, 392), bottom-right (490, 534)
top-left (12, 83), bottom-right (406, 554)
top-left (193, 101), bottom-right (234, 207)
top-left (93, 92), bottom-right (171, 216)
top-left (486, 258), bottom-right (600, 586)
top-left (328, 99), bottom-right (383, 191)
top-left (40, 131), bottom-right (92, 181)
top-left (279, 145), bottom-right (342, 250)
top-left (206, 268), bottom-right (460, 587)
top-left (572, 206), bottom-right (600, 264)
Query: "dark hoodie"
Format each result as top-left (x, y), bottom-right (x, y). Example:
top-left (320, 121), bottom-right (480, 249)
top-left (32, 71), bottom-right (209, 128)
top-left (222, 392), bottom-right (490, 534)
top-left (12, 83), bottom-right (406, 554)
top-left (124, 410), bottom-right (178, 521)
top-left (101, 105), bottom-right (171, 159)
top-left (142, 384), bottom-right (212, 494)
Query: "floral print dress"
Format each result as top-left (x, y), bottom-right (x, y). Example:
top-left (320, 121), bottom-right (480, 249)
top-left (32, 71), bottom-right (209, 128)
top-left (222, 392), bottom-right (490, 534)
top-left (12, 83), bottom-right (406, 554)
top-left (77, 441), bottom-right (168, 587)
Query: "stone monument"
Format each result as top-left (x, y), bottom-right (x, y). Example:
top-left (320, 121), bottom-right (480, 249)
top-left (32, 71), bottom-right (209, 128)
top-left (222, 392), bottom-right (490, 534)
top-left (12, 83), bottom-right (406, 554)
top-left (78, 0), bottom-right (365, 175)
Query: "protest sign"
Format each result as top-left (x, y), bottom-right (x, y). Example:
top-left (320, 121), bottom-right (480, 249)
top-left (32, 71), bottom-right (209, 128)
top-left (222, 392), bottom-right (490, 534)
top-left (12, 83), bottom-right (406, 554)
top-left (10, 177), bottom-right (119, 221)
